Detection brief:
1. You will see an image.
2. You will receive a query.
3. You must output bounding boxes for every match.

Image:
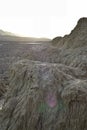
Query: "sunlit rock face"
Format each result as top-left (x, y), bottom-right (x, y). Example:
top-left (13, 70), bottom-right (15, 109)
top-left (0, 60), bottom-right (87, 130)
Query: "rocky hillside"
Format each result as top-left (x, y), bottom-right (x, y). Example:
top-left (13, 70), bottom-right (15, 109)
top-left (52, 18), bottom-right (87, 48)
top-left (0, 17), bottom-right (87, 130)
top-left (21, 18), bottom-right (87, 66)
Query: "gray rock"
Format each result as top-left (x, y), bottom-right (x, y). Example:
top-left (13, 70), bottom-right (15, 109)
top-left (0, 79), bottom-right (7, 98)
top-left (0, 60), bottom-right (87, 130)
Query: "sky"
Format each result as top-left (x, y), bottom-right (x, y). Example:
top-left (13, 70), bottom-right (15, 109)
top-left (0, 0), bottom-right (87, 38)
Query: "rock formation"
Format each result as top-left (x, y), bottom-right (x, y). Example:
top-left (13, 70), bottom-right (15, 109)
top-left (0, 59), bottom-right (87, 130)
top-left (0, 17), bottom-right (87, 130)
top-left (23, 18), bottom-right (87, 65)
top-left (0, 80), bottom-right (6, 98)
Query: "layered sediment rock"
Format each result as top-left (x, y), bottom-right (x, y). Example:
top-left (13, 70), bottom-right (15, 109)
top-left (0, 60), bottom-right (87, 130)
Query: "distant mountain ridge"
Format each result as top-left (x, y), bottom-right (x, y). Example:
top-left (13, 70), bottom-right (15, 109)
top-left (0, 29), bottom-right (51, 43)
top-left (0, 29), bottom-right (16, 36)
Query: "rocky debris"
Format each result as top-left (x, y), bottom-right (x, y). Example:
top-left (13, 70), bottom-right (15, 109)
top-left (0, 60), bottom-right (87, 130)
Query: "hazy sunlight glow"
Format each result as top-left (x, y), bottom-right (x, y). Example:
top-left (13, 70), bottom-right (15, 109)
top-left (0, 0), bottom-right (87, 38)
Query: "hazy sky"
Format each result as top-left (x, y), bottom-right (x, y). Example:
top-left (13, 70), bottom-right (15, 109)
top-left (0, 0), bottom-right (87, 38)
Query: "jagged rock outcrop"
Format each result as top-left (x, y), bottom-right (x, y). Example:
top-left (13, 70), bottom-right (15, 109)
top-left (52, 17), bottom-right (87, 48)
top-left (0, 60), bottom-right (87, 130)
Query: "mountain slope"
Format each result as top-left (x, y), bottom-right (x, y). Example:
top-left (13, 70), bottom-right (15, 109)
top-left (0, 29), bottom-right (16, 36)
top-left (52, 17), bottom-right (87, 48)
